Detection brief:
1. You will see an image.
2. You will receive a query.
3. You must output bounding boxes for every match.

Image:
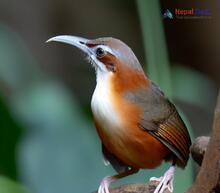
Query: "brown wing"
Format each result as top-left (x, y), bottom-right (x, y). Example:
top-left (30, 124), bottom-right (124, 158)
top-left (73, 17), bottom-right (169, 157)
top-left (124, 82), bottom-right (191, 168)
top-left (144, 103), bottom-right (191, 168)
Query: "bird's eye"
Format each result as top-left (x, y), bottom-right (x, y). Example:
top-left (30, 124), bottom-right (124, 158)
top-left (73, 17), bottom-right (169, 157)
top-left (96, 47), bottom-right (106, 58)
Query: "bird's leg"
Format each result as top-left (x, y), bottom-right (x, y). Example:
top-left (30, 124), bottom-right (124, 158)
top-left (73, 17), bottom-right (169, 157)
top-left (98, 168), bottom-right (138, 193)
top-left (150, 166), bottom-right (175, 193)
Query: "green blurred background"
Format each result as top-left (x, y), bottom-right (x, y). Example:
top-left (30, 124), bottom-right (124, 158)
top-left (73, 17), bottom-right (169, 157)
top-left (0, 0), bottom-right (219, 193)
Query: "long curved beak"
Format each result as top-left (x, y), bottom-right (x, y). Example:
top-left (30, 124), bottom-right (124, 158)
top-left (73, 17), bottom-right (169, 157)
top-left (46, 35), bottom-right (91, 54)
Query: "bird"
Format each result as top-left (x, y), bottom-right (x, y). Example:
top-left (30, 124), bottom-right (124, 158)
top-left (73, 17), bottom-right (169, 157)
top-left (47, 35), bottom-right (191, 193)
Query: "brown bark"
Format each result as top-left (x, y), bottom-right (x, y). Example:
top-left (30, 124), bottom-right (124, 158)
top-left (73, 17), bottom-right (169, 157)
top-left (190, 136), bottom-right (210, 166)
top-left (92, 181), bottom-right (171, 193)
top-left (185, 91), bottom-right (220, 193)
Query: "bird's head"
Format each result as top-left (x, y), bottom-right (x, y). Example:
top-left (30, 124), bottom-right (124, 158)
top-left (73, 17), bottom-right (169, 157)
top-left (47, 35), bottom-right (148, 91)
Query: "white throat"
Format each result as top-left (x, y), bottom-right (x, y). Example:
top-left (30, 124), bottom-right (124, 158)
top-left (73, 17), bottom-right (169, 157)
top-left (91, 70), bottom-right (121, 133)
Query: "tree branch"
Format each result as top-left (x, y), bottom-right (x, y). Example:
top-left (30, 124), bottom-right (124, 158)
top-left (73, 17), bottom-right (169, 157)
top-left (190, 136), bottom-right (210, 166)
top-left (185, 91), bottom-right (220, 193)
top-left (93, 181), bottom-right (171, 193)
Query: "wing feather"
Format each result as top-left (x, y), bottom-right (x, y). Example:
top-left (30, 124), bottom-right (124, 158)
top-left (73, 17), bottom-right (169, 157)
top-left (124, 82), bottom-right (191, 168)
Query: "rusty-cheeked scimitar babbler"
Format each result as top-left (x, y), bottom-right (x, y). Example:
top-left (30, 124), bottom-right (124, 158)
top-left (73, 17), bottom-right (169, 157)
top-left (47, 35), bottom-right (191, 193)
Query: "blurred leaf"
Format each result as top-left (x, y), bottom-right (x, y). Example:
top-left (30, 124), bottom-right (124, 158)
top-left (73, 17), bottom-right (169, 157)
top-left (13, 82), bottom-right (112, 193)
top-left (0, 24), bottom-right (42, 92)
top-left (172, 64), bottom-right (217, 112)
top-left (0, 25), bottom-right (112, 193)
top-left (0, 95), bottom-right (22, 179)
top-left (136, 0), bottom-right (172, 97)
top-left (0, 176), bottom-right (30, 193)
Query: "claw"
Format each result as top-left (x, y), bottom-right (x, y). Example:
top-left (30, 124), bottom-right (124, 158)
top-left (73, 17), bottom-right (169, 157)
top-left (150, 166), bottom-right (175, 193)
top-left (98, 176), bottom-right (112, 193)
top-left (97, 168), bottom-right (139, 193)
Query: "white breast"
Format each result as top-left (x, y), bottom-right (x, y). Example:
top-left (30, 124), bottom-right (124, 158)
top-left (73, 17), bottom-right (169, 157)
top-left (91, 71), bottom-right (121, 133)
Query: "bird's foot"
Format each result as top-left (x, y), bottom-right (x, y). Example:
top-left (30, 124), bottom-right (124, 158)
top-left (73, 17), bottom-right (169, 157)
top-left (97, 168), bottom-right (139, 193)
top-left (150, 166), bottom-right (175, 193)
top-left (98, 176), bottom-right (113, 193)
